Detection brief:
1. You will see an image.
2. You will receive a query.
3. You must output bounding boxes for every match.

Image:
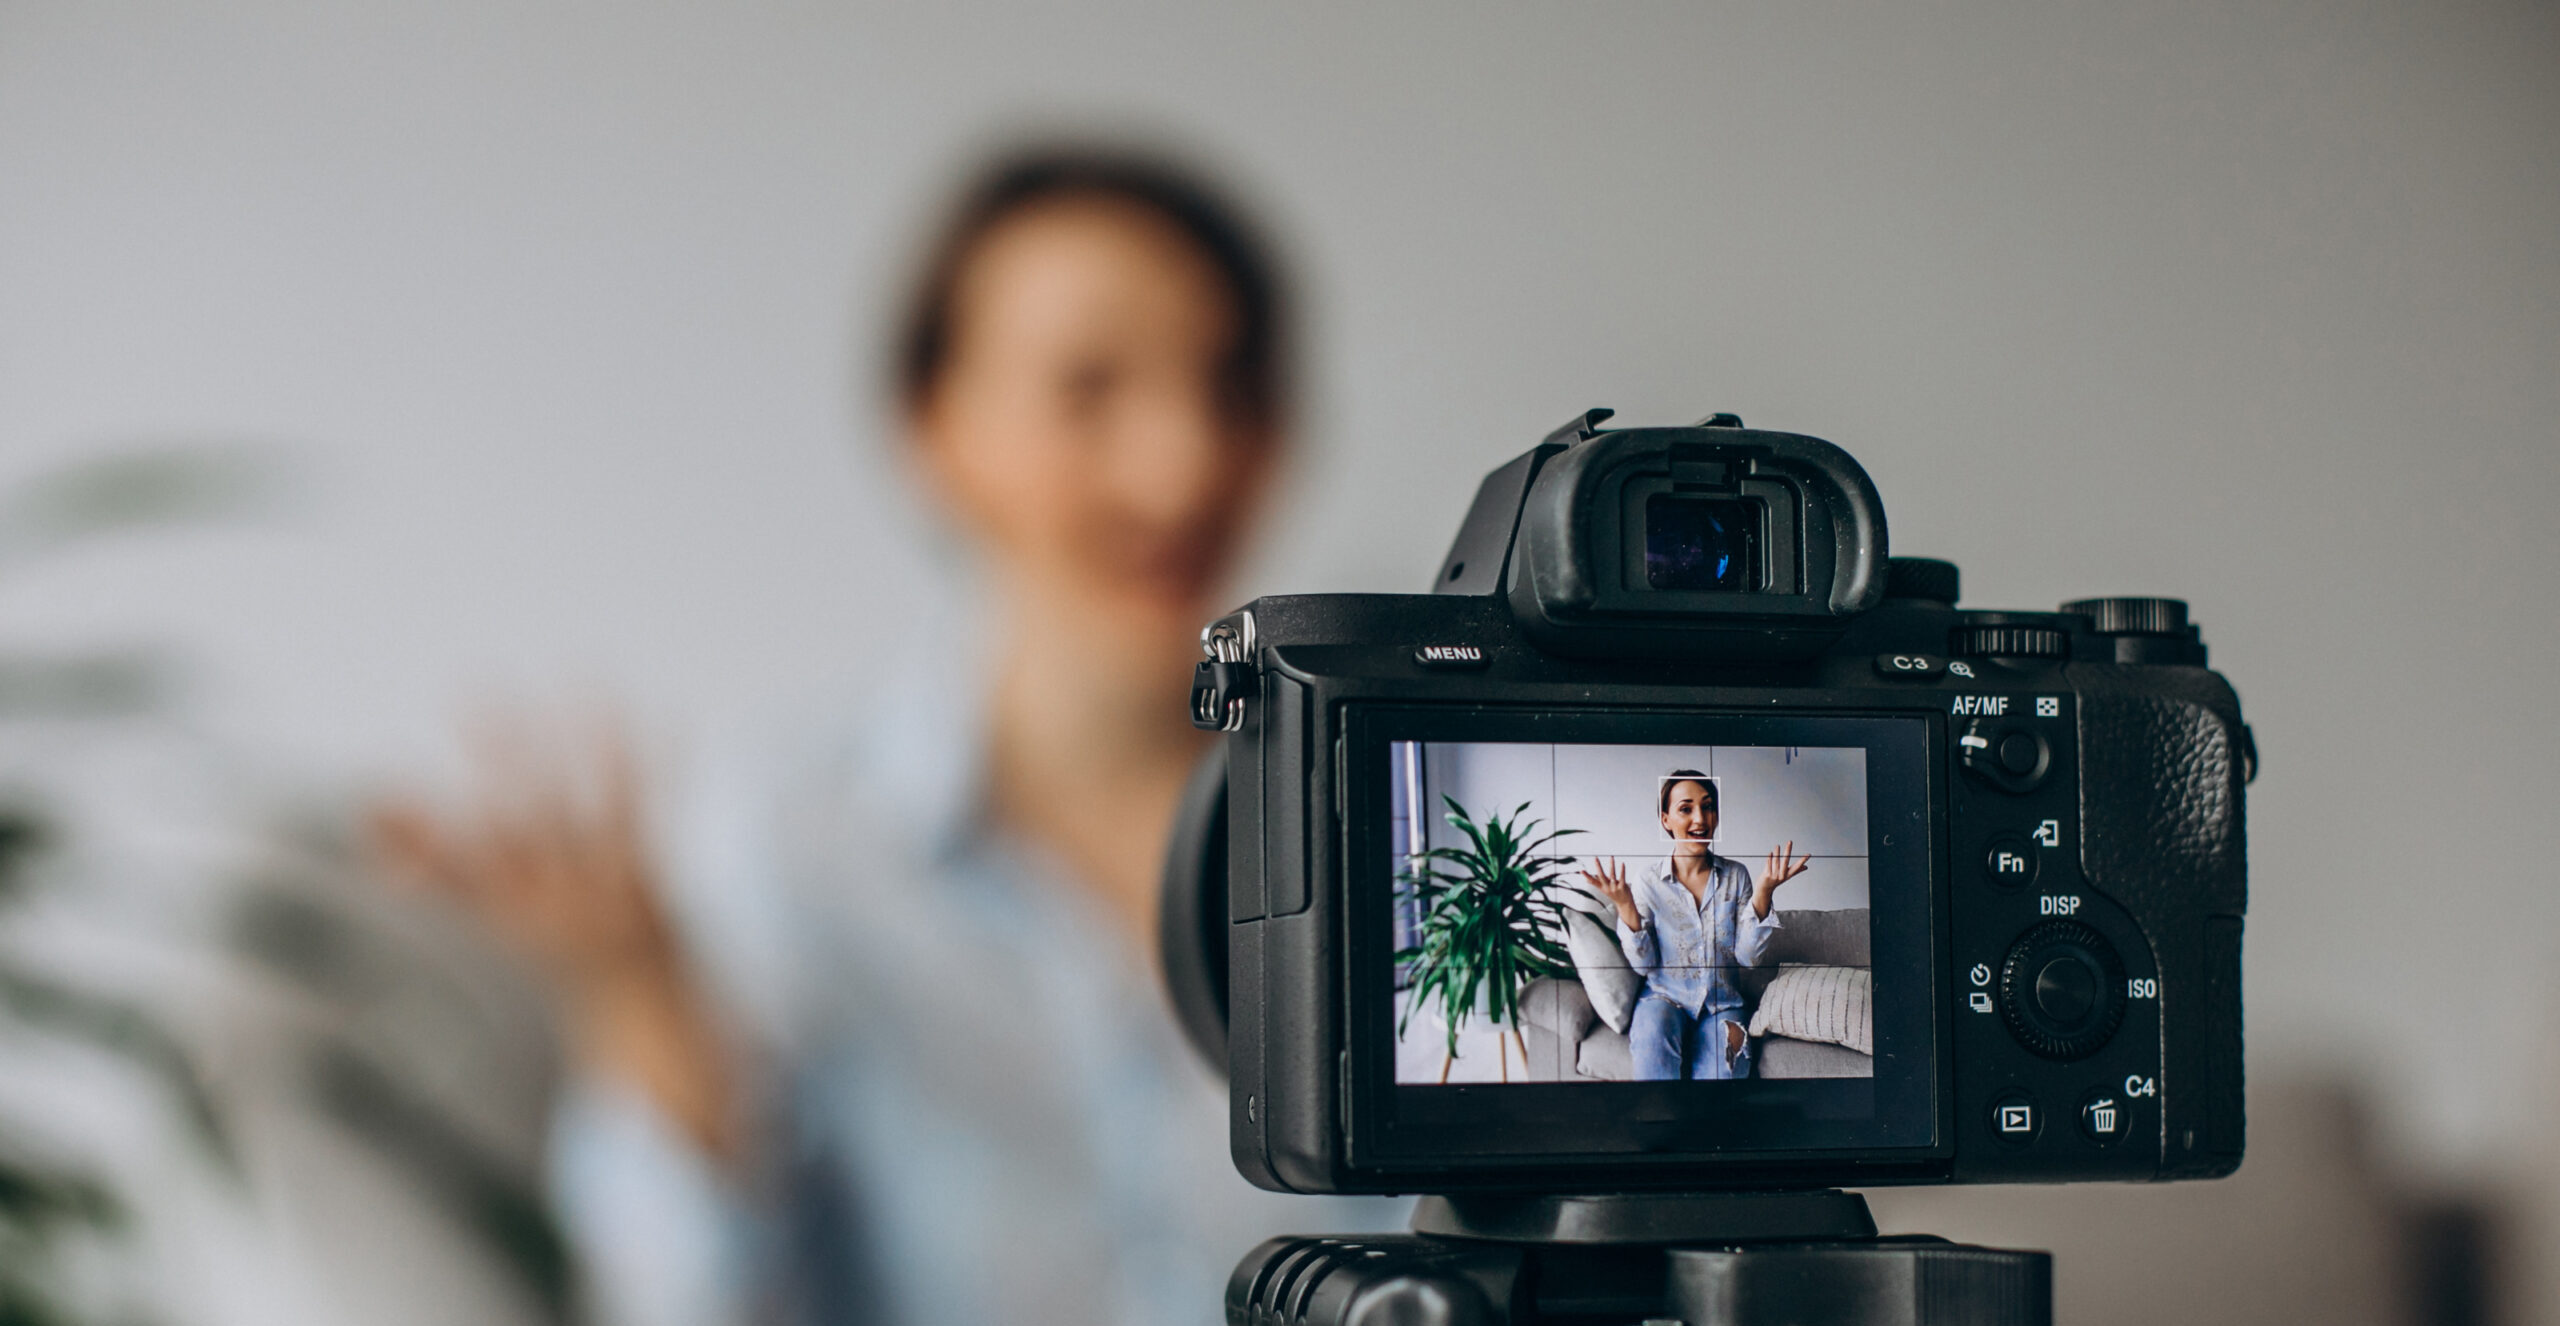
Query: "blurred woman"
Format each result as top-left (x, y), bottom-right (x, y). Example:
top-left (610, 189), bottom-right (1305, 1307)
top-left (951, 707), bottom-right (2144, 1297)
top-left (375, 146), bottom-right (1392, 1326)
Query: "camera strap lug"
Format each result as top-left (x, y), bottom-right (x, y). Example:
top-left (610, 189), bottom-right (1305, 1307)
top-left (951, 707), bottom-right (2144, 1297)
top-left (1191, 613), bottom-right (1257, 732)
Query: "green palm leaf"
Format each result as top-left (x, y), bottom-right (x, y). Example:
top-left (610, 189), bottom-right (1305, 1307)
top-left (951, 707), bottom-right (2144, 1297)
top-left (1395, 797), bottom-right (1586, 1075)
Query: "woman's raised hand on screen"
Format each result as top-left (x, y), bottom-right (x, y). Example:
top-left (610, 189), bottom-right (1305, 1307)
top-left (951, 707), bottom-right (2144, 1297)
top-left (1752, 840), bottom-right (1811, 919)
top-left (1579, 857), bottom-right (1642, 932)
top-left (368, 716), bottom-right (743, 1162)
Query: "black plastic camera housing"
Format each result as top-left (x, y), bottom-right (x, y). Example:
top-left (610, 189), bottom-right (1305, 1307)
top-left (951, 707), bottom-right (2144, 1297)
top-left (1162, 410), bottom-right (2249, 1197)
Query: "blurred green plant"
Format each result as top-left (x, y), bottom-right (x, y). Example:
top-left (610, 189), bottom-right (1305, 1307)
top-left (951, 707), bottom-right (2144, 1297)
top-left (0, 445), bottom-right (282, 570)
top-left (0, 445), bottom-right (573, 1323)
top-left (0, 1146), bottom-right (125, 1326)
top-left (0, 445), bottom-right (268, 1164)
top-left (0, 800), bottom-right (189, 1326)
top-left (1394, 797), bottom-right (1581, 1083)
top-left (0, 445), bottom-right (280, 1326)
top-left (0, 444), bottom-right (286, 721)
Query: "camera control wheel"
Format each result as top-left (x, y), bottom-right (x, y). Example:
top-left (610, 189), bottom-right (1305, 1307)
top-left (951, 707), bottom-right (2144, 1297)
top-left (1998, 920), bottom-right (2128, 1060)
top-left (1950, 623), bottom-right (2070, 659)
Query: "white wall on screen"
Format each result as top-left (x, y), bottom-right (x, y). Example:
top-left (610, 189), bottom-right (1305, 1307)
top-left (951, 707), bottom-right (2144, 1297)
top-left (1408, 741), bottom-right (1870, 913)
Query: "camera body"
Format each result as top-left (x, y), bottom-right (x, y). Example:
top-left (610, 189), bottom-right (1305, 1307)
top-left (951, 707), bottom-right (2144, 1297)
top-left (1170, 411), bottom-right (2248, 1197)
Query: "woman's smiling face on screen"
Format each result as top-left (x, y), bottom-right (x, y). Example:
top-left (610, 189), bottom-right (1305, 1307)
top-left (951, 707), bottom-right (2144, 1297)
top-left (1661, 779), bottom-right (1718, 856)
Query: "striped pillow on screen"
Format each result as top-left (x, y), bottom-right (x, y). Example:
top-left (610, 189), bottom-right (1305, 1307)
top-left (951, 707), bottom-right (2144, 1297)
top-left (1746, 964), bottom-right (1872, 1056)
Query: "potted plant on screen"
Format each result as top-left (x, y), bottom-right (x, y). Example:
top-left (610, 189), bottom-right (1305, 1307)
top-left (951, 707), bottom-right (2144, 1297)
top-left (1395, 797), bottom-right (1581, 1083)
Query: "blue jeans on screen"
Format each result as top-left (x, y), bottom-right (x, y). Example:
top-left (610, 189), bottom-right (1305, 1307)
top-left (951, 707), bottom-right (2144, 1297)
top-left (1630, 994), bottom-right (1753, 1081)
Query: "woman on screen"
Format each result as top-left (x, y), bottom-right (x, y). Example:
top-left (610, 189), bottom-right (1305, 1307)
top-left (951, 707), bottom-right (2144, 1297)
top-left (1581, 770), bottom-right (1810, 1080)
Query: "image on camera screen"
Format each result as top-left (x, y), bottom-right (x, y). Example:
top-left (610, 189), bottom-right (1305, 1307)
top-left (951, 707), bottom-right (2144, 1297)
top-left (1389, 741), bottom-right (1873, 1087)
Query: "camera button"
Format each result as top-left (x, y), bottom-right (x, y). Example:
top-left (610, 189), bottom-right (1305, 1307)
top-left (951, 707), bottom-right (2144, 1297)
top-left (1958, 720), bottom-right (2052, 793)
top-left (1998, 921), bottom-right (2129, 1060)
top-left (1872, 652), bottom-right (1947, 679)
top-left (1988, 1092), bottom-right (2040, 1146)
top-left (2034, 958), bottom-right (2099, 1023)
top-left (1411, 644), bottom-right (1491, 669)
top-left (2078, 1089), bottom-right (2128, 1146)
top-left (1982, 835), bottom-right (2039, 888)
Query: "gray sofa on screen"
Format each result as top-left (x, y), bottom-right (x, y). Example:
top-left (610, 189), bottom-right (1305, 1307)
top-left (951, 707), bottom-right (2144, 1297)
top-left (1519, 907), bottom-right (1871, 1081)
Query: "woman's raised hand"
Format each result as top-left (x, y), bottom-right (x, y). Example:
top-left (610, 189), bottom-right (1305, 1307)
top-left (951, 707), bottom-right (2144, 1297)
top-left (1752, 840), bottom-right (1811, 919)
top-left (1579, 857), bottom-right (1642, 931)
top-left (368, 716), bottom-right (742, 1161)
top-left (1764, 841), bottom-right (1811, 891)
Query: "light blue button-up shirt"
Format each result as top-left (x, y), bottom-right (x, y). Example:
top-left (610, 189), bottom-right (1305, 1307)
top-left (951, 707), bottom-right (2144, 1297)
top-left (550, 636), bottom-right (1403, 1326)
top-left (1614, 854), bottom-right (1781, 1018)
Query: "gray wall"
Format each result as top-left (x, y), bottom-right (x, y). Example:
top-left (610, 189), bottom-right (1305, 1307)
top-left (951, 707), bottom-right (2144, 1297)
top-left (4, 0), bottom-right (2556, 1187)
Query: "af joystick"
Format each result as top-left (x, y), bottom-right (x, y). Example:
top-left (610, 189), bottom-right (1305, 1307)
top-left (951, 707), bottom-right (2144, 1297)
top-left (1959, 718), bottom-right (2051, 793)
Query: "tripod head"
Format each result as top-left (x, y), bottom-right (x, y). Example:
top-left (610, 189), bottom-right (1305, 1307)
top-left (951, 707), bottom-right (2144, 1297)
top-left (1227, 1191), bottom-right (2048, 1326)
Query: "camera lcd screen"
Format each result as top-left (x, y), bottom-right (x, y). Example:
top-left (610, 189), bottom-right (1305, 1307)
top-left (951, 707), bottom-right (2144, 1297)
top-left (1391, 740), bottom-right (1874, 1086)
top-left (1354, 710), bottom-right (1937, 1164)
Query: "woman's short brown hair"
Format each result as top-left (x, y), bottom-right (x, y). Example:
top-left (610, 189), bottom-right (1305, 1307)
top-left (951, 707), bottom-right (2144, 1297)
top-left (891, 144), bottom-right (1288, 423)
top-left (1659, 770), bottom-right (1718, 818)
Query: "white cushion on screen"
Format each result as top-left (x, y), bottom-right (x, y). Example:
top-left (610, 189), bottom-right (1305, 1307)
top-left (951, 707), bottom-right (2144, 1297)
top-left (1746, 964), bottom-right (1872, 1056)
top-left (1560, 909), bottom-right (1641, 1035)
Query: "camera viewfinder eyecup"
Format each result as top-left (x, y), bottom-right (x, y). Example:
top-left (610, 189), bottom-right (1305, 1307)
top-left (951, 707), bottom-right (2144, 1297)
top-left (1437, 410), bottom-right (1889, 662)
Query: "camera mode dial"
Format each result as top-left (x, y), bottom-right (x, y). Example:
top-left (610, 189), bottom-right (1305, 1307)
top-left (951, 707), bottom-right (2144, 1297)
top-left (1998, 920), bottom-right (2128, 1060)
top-left (2061, 597), bottom-right (2188, 636)
top-left (2061, 596), bottom-right (2208, 666)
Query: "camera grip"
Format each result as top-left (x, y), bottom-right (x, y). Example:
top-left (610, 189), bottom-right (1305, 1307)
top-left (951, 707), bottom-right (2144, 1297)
top-left (2074, 672), bottom-right (2249, 1176)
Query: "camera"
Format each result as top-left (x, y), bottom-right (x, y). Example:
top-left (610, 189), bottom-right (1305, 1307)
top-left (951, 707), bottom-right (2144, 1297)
top-left (1161, 409), bottom-right (2250, 1201)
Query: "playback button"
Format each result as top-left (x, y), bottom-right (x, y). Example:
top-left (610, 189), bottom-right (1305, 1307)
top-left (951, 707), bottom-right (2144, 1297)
top-left (1988, 1092), bottom-right (2040, 1146)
